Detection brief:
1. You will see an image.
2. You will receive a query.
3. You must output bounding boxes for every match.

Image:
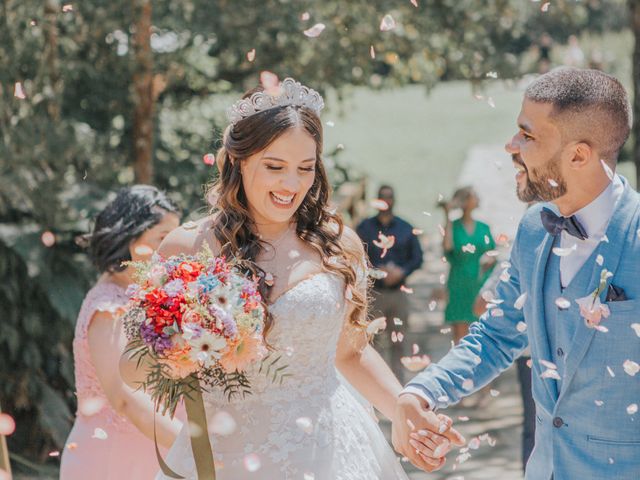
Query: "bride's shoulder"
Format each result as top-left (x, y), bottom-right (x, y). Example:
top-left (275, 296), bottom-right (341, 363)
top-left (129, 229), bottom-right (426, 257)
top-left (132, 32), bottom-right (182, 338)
top-left (337, 224), bottom-right (365, 261)
top-left (158, 216), bottom-right (221, 257)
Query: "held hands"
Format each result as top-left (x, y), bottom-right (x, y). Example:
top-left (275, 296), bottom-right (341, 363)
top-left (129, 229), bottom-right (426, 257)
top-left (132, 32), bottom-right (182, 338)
top-left (392, 393), bottom-right (465, 472)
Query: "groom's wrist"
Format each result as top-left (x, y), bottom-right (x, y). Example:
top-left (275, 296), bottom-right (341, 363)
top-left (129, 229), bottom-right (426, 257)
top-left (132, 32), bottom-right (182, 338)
top-left (399, 386), bottom-right (435, 410)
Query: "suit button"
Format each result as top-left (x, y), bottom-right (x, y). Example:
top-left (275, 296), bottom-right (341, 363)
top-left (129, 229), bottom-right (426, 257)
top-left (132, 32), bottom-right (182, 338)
top-left (557, 348), bottom-right (564, 357)
top-left (553, 417), bottom-right (564, 428)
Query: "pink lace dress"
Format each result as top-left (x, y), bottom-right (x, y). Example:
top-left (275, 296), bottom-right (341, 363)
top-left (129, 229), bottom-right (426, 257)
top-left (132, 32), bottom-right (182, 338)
top-left (60, 281), bottom-right (163, 479)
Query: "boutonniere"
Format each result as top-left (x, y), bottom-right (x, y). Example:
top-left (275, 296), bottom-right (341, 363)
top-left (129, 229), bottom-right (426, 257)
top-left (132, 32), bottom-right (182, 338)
top-left (575, 269), bottom-right (612, 332)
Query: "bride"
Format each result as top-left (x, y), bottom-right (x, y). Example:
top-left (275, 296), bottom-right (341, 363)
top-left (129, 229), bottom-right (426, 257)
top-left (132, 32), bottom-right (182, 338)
top-left (122, 78), bottom-right (451, 479)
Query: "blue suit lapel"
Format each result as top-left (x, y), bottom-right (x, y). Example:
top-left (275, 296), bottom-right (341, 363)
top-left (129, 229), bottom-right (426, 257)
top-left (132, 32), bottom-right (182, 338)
top-left (558, 180), bottom-right (639, 404)
top-left (530, 231), bottom-right (558, 402)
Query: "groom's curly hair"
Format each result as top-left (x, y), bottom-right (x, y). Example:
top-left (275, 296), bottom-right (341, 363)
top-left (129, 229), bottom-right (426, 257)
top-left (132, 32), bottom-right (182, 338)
top-left (525, 67), bottom-right (632, 164)
top-left (205, 85), bottom-right (368, 340)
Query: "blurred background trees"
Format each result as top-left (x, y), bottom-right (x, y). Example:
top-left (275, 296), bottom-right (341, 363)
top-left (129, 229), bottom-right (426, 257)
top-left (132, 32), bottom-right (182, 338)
top-left (0, 0), bottom-right (634, 475)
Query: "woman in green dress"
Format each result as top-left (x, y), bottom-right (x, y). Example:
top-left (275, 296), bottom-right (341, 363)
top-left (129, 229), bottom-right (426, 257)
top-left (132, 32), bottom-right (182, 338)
top-left (442, 186), bottom-right (496, 344)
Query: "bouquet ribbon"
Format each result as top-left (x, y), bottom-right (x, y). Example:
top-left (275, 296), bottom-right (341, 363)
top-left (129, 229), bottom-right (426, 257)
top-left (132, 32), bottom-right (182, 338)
top-left (154, 377), bottom-right (216, 480)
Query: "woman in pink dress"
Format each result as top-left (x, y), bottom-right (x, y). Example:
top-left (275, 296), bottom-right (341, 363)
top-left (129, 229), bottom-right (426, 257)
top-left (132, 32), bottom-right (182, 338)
top-left (60, 185), bottom-right (183, 479)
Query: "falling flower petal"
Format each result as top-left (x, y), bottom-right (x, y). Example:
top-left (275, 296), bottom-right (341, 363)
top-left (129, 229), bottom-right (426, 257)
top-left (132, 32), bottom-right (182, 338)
top-left (370, 45), bottom-right (376, 59)
top-left (14, 82), bottom-right (26, 99)
top-left (462, 379), bottom-right (474, 391)
top-left (499, 269), bottom-right (511, 282)
top-left (555, 297), bottom-right (571, 309)
top-left (412, 228), bottom-right (423, 235)
top-left (369, 269), bottom-right (388, 280)
top-left (468, 437), bottom-right (481, 450)
top-left (303, 23), bottom-right (326, 37)
top-left (400, 355), bottom-right (431, 372)
top-left (596, 254), bottom-right (604, 266)
top-left (540, 359), bottom-right (557, 370)
top-left (458, 416), bottom-right (469, 422)
top-left (379, 14), bottom-right (396, 31)
top-left (210, 411), bottom-right (237, 436)
top-left (373, 233), bottom-right (395, 258)
top-left (440, 327), bottom-right (451, 334)
top-left (296, 417), bottom-right (314, 434)
top-left (541, 369), bottom-right (561, 380)
top-left (412, 343), bottom-right (419, 354)
top-left (490, 389), bottom-right (500, 397)
top-left (486, 71), bottom-right (498, 79)
top-left (548, 178), bottom-right (559, 187)
top-left (393, 317), bottom-right (403, 326)
top-left (246, 49), bottom-right (256, 62)
top-left (0, 414), bottom-right (16, 436)
top-left (623, 360), bottom-right (639, 377)
top-left (400, 285), bottom-right (413, 294)
top-left (49, 451), bottom-right (61, 457)
top-left (411, 0), bottom-right (419, 7)
top-left (600, 159), bottom-right (614, 181)
top-left (541, 2), bottom-right (550, 12)
top-left (203, 153), bottom-right (215, 165)
top-left (79, 397), bottom-right (107, 417)
top-left (303, 473), bottom-right (315, 480)
top-left (516, 321), bottom-right (528, 333)
top-left (606, 366), bottom-right (615, 377)
top-left (553, 244), bottom-right (577, 257)
top-left (370, 198), bottom-right (389, 211)
top-left (367, 317), bottom-right (386, 335)
top-left (391, 331), bottom-right (404, 343)
top-left (428, 300), bottom-right (437, 311)
top-left (244, 453), bottom-right (262, 472)
top-left (134, 244), bottom-right (154, 256)
top-left (437, 395), bottom-right (449, 403)
top-left (41, 231), bottom-right (56, 247)
top-left (62, 4), bottom-right (73, 12)
top-left (627, 404), bottom-right (638, 415)
top-left (300, 12), bottom-right (310, 21)
top-left (462, 243), bottom-right (476, 254)
top-left (595, 400), bottom-right (604, 407)
top-left (514, 293), bottom-right (528, 310)
top-left (260, 71), bottom-right (280, 96)
top-left (487, 97), bottom-right (496, 108)
top-left (92, 428), bottom-right (108, 440)
top-left (490, 308), bottom-right (504, 317)
top-left (631, 323), bottom-right (640, 337)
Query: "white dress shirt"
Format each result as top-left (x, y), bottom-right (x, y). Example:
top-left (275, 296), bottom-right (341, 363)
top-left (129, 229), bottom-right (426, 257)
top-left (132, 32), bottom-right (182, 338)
top-left (402, 175), bottom-right (624, 407)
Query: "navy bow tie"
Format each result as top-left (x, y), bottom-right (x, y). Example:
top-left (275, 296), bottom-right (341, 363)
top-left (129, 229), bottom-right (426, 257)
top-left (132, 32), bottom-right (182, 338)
top-left (540, 207), bottom-right (588, 240)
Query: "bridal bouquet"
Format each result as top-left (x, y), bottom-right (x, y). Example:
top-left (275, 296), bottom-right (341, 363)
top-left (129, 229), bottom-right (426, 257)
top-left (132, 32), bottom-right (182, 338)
top-left (122, 248), bottom-right (279, 479)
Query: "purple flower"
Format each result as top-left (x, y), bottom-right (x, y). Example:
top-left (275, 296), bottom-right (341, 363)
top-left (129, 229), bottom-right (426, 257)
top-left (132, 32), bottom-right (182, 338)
top-left (140, 322), bottom-right (172, 354)
top-left (164, 279), bottom-right (185, 298)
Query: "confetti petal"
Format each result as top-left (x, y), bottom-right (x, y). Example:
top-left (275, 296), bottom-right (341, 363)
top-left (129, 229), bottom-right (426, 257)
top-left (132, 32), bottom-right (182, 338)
top-left (412, 343), bottom-right (419, 354)
top-left (490, 389), bottom-right (500, 397)
top-left (370, 45), bottom-right (376, 59)
top-left (606, 366), bottom-right (615, 377)
top-left (555, 297), bottom-right (571, 309)
top-left (462, 243), bottom-right (476, 254)
top-left (0, 413), bottom-right (16, 436)
top-left (14, 82), bottom-right (26, 99)
top-left (627, 403), bottom-right (638, 415)
top-left (552, 244), bottom-right (577, 257)
top-left (411, 0), bottom-right (419, 7)
top-left (41, 231), bottom-right (56, 247)
top-left (548, 178), bottom-right (559, 187)
top-left (428, 300), bottom-right (437, 311)
top-left (92, 427), bottom-right (108, 440)
top-left (300, 12), bottom-right (310, 21)
top-left (594, 400), bottom-right (604, 407)
top-left (295, 417), bottom-right (314, 434)
top-left (400, 355), bottom-right (431, 372)
top-left (514, 292), bottom-right (528, 310)
top-left (303, 23), bottom-right (326, 38)
top-left (462, 379), bottom-right (474, 391)
top-left (210, 411), bottom-right (237, 436)
top-left (596, 254), bottom-right (604, 266)
top-left (366, 317), bottom-right (387, 335)
top-left (541, 2), bottom-right (550, 12)
top-left (370, 198), bottom-right (389, 211)
top-left (78, 397), bottom-right (107, 417)
top-left (393, 317), bottom-right (403, 326)
top-left (516, 321), bottom-right (528, 333)
top-left (541, 369), bottom-right (561, 380)
top-left (244, 453), bottom-right (262, 472)
top-left (623, 360), bottom-right (639, 377)
top-left (203, 153), bottom-right (216, 165)
top-left (468, 437), bottom-right (481, 449)
top-left (400, 285), bottom-right (413, 294)
top-left (631, 323), bottom-right (640, 337)
top-left (379, 14), bottom-right (396, 31)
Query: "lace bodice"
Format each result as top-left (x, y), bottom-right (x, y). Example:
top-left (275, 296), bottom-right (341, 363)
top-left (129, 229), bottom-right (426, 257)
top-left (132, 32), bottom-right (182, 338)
top-left (164, 272), bottom-right (408, 479)
top-left (72, 281), bottom-right (135, 431)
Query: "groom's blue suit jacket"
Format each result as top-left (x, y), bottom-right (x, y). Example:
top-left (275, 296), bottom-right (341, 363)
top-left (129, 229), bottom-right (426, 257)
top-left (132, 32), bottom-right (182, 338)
top-left (407, 177), bottom-right (640, 480)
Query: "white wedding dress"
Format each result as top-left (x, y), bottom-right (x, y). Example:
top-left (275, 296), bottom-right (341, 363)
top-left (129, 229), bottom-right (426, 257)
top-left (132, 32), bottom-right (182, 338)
top-left (157, 272), bottom-right (409, 479)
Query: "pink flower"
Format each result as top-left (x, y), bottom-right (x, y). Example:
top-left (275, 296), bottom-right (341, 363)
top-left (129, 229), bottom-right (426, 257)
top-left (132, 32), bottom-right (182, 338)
top-left (220, 334), bottom-right (267, 373)
top-left (575, 295), bottom-right (610, 329)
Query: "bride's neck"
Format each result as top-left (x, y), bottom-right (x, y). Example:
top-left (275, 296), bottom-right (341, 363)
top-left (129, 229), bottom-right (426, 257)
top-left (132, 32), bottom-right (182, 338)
top-left (254, 220), bottom-right (293, 242)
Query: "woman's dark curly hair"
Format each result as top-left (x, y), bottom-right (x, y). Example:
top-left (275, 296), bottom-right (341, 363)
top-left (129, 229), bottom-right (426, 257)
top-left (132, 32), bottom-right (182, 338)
top-left (206, 85), bottom-right (367, 340)
top-left (87, 185), bottom-right (180, 273)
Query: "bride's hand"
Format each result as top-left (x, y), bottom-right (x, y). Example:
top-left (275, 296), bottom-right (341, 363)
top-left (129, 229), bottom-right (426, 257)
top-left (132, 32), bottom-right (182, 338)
top-left (392, 393), bottom-right (465, 472)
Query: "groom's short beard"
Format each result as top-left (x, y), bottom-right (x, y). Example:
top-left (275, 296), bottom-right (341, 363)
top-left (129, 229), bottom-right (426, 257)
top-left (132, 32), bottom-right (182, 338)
top-left (516, 154), bottom-right (567, 203)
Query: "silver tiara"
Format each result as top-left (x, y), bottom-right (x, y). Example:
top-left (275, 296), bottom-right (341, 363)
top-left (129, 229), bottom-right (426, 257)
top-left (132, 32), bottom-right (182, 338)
top-left (226, 77), bottom-right (324, 125)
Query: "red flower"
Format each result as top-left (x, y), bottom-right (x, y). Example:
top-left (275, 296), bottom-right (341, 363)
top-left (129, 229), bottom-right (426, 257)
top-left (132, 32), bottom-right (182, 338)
top-left (143, 289), bottom-right (186, 333)
top-left (175, 261), bottom-right (204, 283)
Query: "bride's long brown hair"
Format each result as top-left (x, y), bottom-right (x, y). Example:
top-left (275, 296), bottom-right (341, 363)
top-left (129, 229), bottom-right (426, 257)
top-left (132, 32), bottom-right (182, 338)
top-left (206, 86), bottom-right (367, 340)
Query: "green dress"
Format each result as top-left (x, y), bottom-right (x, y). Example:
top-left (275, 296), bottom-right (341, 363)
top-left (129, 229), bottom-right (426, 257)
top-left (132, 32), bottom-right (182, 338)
top-left (444, 219), bottom-right (495, 324)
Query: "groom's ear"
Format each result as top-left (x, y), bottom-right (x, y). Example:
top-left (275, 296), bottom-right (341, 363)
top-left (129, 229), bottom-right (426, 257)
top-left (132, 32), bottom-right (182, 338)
top-left (566, 141), bottom-right (593, 170)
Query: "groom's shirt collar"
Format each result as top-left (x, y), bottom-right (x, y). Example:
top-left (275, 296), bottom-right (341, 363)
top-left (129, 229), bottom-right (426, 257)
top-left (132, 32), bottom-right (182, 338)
top-left (555, 174), bottom-right (623, 287)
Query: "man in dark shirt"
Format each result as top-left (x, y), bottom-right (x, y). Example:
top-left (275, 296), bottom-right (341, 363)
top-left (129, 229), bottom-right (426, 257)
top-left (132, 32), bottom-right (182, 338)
top-left (356, 185), bottom-right (423, 377)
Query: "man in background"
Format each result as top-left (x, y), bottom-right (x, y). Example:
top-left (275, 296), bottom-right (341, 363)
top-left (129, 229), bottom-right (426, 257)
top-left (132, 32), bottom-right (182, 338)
top-left (357, 185), bottom-right (423, 377)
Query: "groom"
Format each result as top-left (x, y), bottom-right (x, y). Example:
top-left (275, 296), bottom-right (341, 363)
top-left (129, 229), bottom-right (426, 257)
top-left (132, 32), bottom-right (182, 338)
top-left (393, 67), bottom-right (640, 479)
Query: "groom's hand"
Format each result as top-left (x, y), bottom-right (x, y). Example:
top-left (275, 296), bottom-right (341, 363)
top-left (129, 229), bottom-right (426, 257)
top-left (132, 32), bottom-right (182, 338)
top-left (392, 393), bottom-right (465, 471)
